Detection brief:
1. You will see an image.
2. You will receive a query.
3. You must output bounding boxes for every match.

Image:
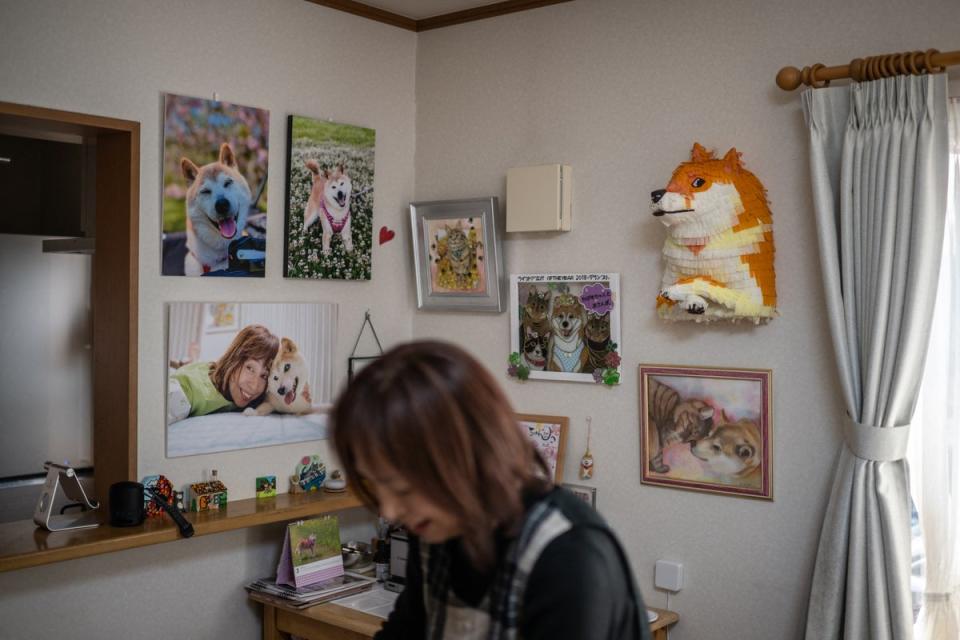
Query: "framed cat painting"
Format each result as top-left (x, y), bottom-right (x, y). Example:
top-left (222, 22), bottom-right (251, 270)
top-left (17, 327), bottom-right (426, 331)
top-left (410, 197), bottom-right (506, 312)
top-left (639, 364), bottom-right (772, 500)
top-left (509, 273), bottom-right (622, 384)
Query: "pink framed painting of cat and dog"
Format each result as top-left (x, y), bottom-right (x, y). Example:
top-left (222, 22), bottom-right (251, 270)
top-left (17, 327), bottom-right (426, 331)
top-left (510, 273), bottom-right (622, 384)
top-left (639, 364), bottom-right (773, 500)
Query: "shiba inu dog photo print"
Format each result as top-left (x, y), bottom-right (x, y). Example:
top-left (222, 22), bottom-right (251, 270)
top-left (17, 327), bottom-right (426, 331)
top-left (639, 364), bottom-right (772, 500)
top-left (165, 301), bottom-right (337, 458)
top-left (162, 94), bottom-right (269, 277)
top-left (284, 115), bottom-right (375, 280)
top-left (650, 143), bottom-right (776, 323)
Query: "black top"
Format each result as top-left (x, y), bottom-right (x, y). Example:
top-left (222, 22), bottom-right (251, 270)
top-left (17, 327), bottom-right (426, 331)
top-left (375, 487), bottom-right (651, 640)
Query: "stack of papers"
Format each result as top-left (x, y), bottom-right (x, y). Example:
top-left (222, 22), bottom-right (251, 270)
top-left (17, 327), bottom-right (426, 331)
top-left (246, 572), bottom-right (375, 609)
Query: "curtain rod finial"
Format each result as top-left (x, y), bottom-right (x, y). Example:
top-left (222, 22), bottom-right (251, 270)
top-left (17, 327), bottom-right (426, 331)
top-left (777, 66), bottom-right (802, 91)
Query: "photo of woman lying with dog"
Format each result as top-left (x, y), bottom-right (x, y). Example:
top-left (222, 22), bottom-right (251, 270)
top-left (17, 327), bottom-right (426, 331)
top-left (166, 302), bottom-right (336, 457)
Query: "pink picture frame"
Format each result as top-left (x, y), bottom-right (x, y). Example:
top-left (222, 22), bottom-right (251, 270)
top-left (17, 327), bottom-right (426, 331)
top-left (516, 413), bottom-right (568, 483)
top-left (639, 364), bottom-right (772, 500)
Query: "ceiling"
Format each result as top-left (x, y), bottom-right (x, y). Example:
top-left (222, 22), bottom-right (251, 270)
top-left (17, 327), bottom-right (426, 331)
top-left (360, 1), bottom-right (504, 19)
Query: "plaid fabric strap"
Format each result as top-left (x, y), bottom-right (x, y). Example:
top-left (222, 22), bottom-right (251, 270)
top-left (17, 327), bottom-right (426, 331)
top-left (421, 500), bottom-right (572, 640)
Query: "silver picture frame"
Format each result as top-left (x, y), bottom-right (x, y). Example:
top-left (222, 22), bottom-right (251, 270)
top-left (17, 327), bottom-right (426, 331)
top-left (410, 197), bottom-right (506, 312)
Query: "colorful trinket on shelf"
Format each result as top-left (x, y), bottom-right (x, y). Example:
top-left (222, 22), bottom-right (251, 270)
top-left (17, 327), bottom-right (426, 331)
top-left (580, 417), bottom-right (594, 480)
top-left (256, 475), bottom-right (277, 498)
top-left (293, 455), bottom-right (326, 493)
top-left (141, 474), bottom-right (175, 518)
top-left (190, 469), bottom-right (228, 512)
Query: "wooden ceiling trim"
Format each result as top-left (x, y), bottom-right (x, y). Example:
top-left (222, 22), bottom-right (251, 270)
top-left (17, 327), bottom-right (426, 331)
top-left (416, 0), bottom-right (573, 32)
top-left (305, 0), bottom-right (418, 31)
top-left (305, 0), bottom-right (574, 32)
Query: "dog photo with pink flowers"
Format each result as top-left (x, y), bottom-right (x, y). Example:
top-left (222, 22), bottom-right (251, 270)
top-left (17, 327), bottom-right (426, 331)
top-left (161, 93), bottom-right (269, 277)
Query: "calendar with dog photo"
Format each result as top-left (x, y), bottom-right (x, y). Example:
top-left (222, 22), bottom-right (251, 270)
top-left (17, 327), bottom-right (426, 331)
top-left (283, 115), bottom-right (375, 280)
top-left (161, 93), bottom-right (269, 277)
top-left (165, 302), bottom-right (336, 457)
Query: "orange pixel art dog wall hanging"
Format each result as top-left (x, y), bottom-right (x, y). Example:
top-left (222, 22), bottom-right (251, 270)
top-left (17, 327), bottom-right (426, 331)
top-left (649, 143), bottom-right (777, 323)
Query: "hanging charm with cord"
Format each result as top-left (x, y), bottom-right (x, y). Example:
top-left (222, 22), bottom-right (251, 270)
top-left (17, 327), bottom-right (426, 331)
top-left (348, 310), bottom-right (384, 380)
top-left (580, 417), bottom-right (595, 480)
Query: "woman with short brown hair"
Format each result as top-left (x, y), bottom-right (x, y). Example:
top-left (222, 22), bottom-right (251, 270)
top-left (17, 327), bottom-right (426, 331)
top-left (332, 340), bottom-right (650, 639)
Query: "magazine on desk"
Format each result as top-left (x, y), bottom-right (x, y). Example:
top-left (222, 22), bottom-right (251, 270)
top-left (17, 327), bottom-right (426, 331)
top-left (246, 572), bottom-right (376, 609)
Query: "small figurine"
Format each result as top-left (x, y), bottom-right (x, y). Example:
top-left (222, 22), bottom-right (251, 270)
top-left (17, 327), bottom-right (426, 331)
top-left (323, 470), bottom-right (347, 493)
top-left (579, 417), bottom-right (594, 480)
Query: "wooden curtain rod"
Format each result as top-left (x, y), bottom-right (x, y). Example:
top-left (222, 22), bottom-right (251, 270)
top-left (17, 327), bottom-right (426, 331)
top-left (776, 48), bottom-right (959, 91)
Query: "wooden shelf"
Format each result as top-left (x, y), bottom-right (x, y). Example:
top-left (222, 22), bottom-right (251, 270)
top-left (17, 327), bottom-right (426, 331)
top-left (0, 490), bottom-right (363, 573)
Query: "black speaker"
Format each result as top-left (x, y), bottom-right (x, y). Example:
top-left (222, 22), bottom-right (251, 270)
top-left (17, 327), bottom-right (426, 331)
top-left (109, 481), bottom-right (145, 527)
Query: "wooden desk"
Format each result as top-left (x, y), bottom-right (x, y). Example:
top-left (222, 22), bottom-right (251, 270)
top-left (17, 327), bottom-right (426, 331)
top-left (251, 593), bottom-right (678, 640)
top-left (251, 592), bottom-right (381, 640)
top-left (649, 606), bottom-right (680, 639)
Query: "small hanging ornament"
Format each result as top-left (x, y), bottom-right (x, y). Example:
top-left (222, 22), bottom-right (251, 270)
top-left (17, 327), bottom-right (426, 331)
top-left (348, 310), bottom-right (384, 380)
top-left (580, 417), bottom-right (594, 480)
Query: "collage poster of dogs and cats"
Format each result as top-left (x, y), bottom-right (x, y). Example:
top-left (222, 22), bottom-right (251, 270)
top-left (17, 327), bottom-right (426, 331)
top-left (639, 365), bottom-right (772, 499)
top-left (161, 93), bottom-right (269, 277)
top-left (165, 302), bottom-right (336, 457)
top-left (509, 273), bottom-right (622, 383)
top-left (283, 115), bottom-right (375, 280)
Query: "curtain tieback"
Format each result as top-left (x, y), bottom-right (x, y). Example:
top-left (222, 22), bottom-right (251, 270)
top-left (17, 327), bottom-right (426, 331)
top-left (843, 417), bottom-right (910, 461)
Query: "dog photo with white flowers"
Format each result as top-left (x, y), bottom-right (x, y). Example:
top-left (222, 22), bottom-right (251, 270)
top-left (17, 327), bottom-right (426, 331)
top-left (283, 115), bottom-right (375, 280)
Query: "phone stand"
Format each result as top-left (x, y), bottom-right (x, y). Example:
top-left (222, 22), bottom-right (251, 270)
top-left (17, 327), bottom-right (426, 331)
top-left (33, 461), bottom-right (102, 532)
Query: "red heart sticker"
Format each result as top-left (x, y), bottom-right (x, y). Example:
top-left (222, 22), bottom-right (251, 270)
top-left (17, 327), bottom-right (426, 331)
top-left (379, 226), bottom-right (395, 245)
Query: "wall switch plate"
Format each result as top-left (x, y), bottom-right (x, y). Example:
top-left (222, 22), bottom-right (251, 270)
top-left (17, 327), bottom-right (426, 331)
top-left (655, 559), bottom-right (683, 592)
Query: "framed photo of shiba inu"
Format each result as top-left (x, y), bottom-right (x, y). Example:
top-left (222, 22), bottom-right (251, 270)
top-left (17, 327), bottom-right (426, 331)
top-left (517, 414), bottom-right (568, 483)
top-left (161, 93), bottom-right (269, 277)
top-left (283, 115), bottom-right (376, 280)
top-left (639, 364), bottom-right (772, 500)
top-left (509, 273), bottom-right (622, 383)
top-left (410, 197), bottom-right (506, 312)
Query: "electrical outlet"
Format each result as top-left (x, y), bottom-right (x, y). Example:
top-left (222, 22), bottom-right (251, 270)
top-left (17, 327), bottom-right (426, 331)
top-left (655, 559), bottom-right (683, 592)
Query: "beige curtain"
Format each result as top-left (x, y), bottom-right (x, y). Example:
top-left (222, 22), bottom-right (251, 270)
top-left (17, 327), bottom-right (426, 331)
top-left (907, 96), bottom-right (960, 640)
top-left (802, 75), bottom-right (949, 639)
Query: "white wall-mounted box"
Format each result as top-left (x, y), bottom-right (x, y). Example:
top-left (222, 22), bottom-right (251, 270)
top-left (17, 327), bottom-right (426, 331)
top-left (506, 164), bottom-right (572, 232)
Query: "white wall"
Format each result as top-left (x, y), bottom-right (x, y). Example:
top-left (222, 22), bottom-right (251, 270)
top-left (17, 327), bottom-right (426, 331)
top-left (0, 0), bottom-right (416, 637)
top-left (412, 1), bottom-right (958, 638)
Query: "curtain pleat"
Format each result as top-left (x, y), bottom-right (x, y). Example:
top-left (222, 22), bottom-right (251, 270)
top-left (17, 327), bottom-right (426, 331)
top-left (167, 302), bottom-right (203, 364)
top-left (908, 97), bottom-right (960, 640)
top-left (802, 75), bottom-right (949, 640)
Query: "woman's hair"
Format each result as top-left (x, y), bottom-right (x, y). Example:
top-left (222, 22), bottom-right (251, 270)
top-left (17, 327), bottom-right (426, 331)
top-left (209, 324), bottom-right (280, 398)
top-left (332, 340), bottom-right (549, 570)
